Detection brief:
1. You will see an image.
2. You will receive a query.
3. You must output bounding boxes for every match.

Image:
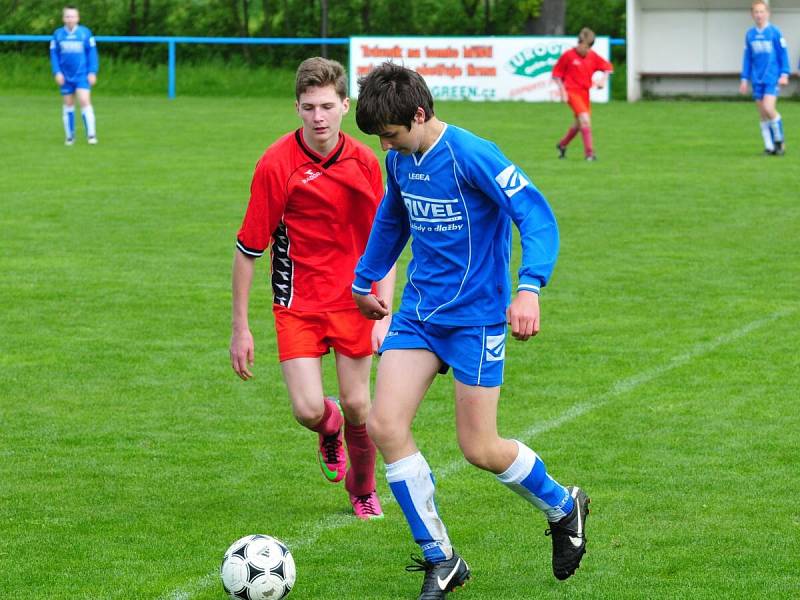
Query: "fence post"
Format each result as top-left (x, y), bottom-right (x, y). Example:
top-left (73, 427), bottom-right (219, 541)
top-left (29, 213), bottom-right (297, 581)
top-left (168, 39), bottom-right (176, 99)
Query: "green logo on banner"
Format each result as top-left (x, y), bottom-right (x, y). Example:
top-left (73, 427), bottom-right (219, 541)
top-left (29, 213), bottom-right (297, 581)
top-left (507, 43), bottom-right (567, 79)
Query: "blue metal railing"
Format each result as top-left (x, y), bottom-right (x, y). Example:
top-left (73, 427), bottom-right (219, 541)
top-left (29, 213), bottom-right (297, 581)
top-left (0, 34), bottom-right (349, 98)
top-left (1, 34), bottom-right (625, 99)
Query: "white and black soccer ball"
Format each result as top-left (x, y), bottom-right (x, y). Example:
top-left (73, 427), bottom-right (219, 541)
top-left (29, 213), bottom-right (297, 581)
top-left (221, 534), bottom-right (296, 600)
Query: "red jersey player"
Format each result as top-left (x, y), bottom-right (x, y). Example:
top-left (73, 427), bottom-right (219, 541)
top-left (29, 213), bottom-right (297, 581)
top-left (552, 28), bottom-right (614, 161)
top-left (230, 57), bottom-right (395, 520)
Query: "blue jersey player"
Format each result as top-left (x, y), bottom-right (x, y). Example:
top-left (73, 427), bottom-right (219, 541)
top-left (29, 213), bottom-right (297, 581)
top-left (739, 0), bottom-right (790, 156)
top-left (352, 62), bottom-right (590, 599)
top-left (50, 5), bottom-right (98, 145)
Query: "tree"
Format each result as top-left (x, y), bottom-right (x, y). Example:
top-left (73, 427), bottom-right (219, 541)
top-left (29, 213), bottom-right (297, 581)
top-left (525, 0), bottom-right (564, 35)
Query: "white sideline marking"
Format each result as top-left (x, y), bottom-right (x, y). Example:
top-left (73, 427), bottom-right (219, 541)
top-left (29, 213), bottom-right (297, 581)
top-left (162, 309), bottom-right (792, 600)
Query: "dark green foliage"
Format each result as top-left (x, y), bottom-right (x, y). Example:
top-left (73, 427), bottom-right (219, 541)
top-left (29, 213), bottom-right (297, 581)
top-left (1, 0), bottom-right (586, 67)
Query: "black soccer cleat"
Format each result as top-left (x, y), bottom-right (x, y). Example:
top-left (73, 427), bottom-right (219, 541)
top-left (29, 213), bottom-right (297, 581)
top-left (774, 141), bottom-right (785, 156)
top-left (556, 143), bottom-right (567, 159)
top-left (763, 148), bottom-right (776, 156)
top-left (546, 486), bottom-right (590, 581)
top-left (405, 551), bottom-right (470, 599)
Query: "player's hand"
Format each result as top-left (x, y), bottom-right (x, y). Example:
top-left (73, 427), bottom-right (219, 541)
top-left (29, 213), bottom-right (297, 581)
top-left (371, 314), bottom-right (392, 353)
top-left (88, 73), bottom-right (97, 86)
top-left (507, 290), bottom-right (540, 341)
top-left (778, 74), bottom-right (789, 87)
top-left (353, 292), bottom-right (389, 321)
top-left (230, 328), bottom-right (255, 380)
top-left (55, 73), bottom-right (65, 86)
top-left (739, 80), bottom-right (749, 95)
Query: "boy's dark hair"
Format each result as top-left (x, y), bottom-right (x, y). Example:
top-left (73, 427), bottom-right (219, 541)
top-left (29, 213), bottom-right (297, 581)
top-left (355, 62), bottom-right (435, 134)
top-left (295, 57), bottom-right (348, 101)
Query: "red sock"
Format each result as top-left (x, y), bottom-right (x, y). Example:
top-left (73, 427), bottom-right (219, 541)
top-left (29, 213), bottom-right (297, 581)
top-left (309, 397), bottom-right (343, 436)
top-left (559, 125), bottom-right (580, 147)
top-left (344, 422), bottom-right (377, 496)
top-left (580, 126), bottom-right (594, 156)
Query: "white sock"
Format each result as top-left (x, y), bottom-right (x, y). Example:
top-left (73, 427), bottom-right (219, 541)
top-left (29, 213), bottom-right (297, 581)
top-left (496, 440), bottom-right (573, 521)
top-left (81, 105), bottom-right (96, 138)
top-left (386, 452), bottom-right (452, 562)
top-left (760, 120), bottom-right (775, 151)
top-left (62, 105), bottom-right (75, 139)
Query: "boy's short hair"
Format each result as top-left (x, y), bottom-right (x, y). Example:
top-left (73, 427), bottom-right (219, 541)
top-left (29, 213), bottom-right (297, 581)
top-left (355, 62), bottom-right (435, 134)
top-left (295, 57), bottom-right (348, 100)
top-left (751, 0), bottom-right (768, 9)
top-left (578, 28), bottom-right (595, 47)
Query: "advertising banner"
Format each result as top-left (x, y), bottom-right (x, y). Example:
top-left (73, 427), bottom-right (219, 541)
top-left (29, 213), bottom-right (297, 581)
top-left (349, 36), bottom-right (611, 103)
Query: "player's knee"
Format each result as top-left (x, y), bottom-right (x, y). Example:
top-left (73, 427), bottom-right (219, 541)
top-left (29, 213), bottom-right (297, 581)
top-left (338, 390), bottom-right (369, 422)
top-left (459, 440), bottom-right (495, 471)
top-left (291, 402), bottom-right (324, 428)
top-left (366, 411), bottom-right (397, 448)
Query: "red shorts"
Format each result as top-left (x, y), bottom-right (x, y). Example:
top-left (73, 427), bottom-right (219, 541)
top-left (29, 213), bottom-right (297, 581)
top-left (566, 89), bottom-right (591, 116)
top-left (273, 306), bottom-right (373, 361)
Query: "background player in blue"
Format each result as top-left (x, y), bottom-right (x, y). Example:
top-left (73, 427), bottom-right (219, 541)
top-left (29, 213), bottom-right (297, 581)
top-left (351, 62), bottom-right (590, 599)
top-left (50, 5), bottom-right (98, 145)
top-left (739, 0), bottom-right (790, 156)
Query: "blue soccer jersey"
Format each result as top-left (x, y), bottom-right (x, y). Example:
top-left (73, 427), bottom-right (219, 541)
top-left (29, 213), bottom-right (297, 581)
top-left (50, 25), bottom-right (98, 80)
top-left (352, 123), bottom-right (559, 326)
top-left (741, 24), bottom-right (789, 84)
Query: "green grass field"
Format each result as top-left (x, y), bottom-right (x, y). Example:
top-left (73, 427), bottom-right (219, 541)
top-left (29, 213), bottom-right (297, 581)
top-left (1, 93), bottom-right (798, 600)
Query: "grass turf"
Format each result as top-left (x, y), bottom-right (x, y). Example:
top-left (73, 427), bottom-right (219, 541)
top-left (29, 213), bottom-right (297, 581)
top-left (1, 94), bottom-right (798, 599)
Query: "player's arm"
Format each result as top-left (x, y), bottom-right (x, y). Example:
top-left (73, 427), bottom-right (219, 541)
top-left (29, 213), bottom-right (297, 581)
top-left (776, 32), bottom-right (790, 86)
top-left (740, 36), bottom-right (752, 94)
top-left (551, 55), bottom-right (568, 101)
top-left (230, 156), bottom-right (283, 379)
top-left (463, 143), bottom-right (559, 341)
top-left (49, 36), bottom-right (64, 85)
top-left (86, 29), bottom-right (99, 85)
top-left (352, 155), bottom-right (409, 320)
top-left (369, 265), bottom-right (397, 351)
top-left (593, 54), bottom-right (614, 89)
top-left (230, 249), bottom-right (256, 380)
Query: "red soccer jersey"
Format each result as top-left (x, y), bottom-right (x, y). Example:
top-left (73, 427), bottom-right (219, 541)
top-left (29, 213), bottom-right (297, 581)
top-left (552, 48), bottom-right (613, 92)
top-left (237, 129), bottom-right (383, 312)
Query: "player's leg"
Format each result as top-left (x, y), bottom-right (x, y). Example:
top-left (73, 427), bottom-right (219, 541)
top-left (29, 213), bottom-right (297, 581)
top-left (454, 381), bottom-right (589, 580)
top-left (371, 348), bottom-right (469, 597)
top-left (577, 111), bottom-right (595, 160)
top-left (61, 92), bottom-right (76, 145)
top-left (761, 93), bottom-right (784, 155)
top-left (334, 351), bottom-right (383, 519)
top-left (281, 356), bottom-right (346, 483)
top-left (754, 86), bottom-right (776, 154)
top-left (76, 86), bottom-right (97, 144)
top-left (557, 115), bottom-right (580, 159)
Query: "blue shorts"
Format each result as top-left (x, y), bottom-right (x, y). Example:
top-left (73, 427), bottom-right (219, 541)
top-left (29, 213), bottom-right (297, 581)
top-left (380, 314), bottom-right (506, 387)
top-left (60, 76), bottom-right (91, 96)
top-left (752, 82), bottom-right (779, 100)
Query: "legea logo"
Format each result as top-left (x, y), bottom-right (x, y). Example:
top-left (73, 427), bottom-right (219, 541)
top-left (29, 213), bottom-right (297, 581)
top-left (506, 43), bottom-right (567, 78)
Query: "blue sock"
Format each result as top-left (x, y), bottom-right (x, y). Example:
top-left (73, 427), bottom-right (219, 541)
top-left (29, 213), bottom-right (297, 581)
top-left (497, 440), bottom-right (574, 521)
top-left (386, 452), bottom-right (451, 563)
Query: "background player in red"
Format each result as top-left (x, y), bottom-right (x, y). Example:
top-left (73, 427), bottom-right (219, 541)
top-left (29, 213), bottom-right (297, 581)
top-left (552, 28), bottom-right (614, 161)
top-left (230, 57), bottom-right (395, 520)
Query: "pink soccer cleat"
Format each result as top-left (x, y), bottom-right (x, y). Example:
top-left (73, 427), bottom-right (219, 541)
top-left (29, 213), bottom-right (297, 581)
top-left (349, 491), bottom-right (384, 520)
top-left (317, 398), bottom-right (346, 483)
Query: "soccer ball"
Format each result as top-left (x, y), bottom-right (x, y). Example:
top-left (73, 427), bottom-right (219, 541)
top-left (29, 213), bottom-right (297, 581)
top-left (220, 534), bottom-right (296, 600)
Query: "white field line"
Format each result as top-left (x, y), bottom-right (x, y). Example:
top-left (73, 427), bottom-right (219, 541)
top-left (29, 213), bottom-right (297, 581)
top-left (163, 308), bottom-right (793, 600)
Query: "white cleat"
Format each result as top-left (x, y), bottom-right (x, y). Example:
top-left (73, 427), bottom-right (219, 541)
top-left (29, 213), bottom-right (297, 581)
top-left (88, 136), bottom-right (98, 145)
top-left (65, 137), bottom-right (75, 146)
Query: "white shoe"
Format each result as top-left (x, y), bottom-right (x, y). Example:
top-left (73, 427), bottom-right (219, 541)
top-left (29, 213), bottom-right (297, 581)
top-left (65, 137), bottom-right (75, 146)
top-left (88, 136), bottom-right (98, 145)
